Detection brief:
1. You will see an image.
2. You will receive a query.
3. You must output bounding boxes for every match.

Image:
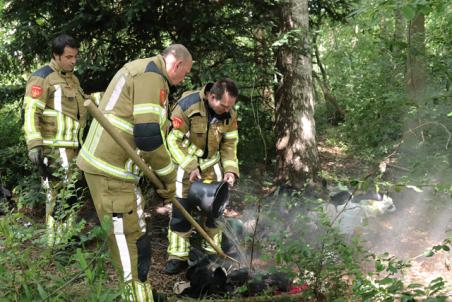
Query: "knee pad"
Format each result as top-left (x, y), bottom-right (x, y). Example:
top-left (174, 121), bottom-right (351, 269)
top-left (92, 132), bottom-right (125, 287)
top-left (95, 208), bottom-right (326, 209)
top-left (136, 233), bottom-right (152, 282)
top-left (170, 198), bottom-right (193, 232)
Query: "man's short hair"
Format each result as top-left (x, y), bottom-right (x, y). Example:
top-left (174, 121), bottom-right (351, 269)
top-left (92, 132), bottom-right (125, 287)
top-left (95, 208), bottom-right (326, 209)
top-left (210, 78), bottom-right (239, 100)
top-left (51, 34), bottom-right (79, 58)
top-left (161, 44), bottom-right (192, 62)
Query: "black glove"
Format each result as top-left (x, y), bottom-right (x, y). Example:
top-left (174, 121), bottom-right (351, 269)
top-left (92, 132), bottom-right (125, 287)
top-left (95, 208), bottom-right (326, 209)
top-left (28, 146), bottom-right (43, 166)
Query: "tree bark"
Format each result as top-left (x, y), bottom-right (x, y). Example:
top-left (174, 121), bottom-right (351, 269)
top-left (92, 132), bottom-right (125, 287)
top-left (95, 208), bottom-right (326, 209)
top-left (406, 12), bottom-right (426, 104)
top-left (274, 0), bottom-right (319, 188)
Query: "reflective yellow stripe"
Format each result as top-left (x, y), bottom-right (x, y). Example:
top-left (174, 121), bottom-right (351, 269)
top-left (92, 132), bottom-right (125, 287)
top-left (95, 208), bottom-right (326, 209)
top-left (42, 109), bottom-right (80, 144)
top-left (133, 104), bottom-right (162, 116)
top-left (43, 140), bottom-right (78, 148)
top-left (55, 111), bottom-right (65, 141)
top-left (154, 161), bottom-right (175, 176)
top-left (224, 130), bottom-right (238, 139)
top-left (26, 133), bottom-right (42, 141)
top-left (43, 109), bottom-right (57, 116)
top-left (167, 132), bottom-right (186, 163)
top-left (64, 116), bottom-right (73, 141)
top-left (203, 232), bottom-right (222, 253)
top-left (128, 281), bottom-right (153, 302)
top-left (222, 159), bottom-right (239, 169)
top-left (24, 97), bottom-right (45, 142)
top-left (167, 229), bottom-right (189, 257)
top-left (80, 147), bottom-right (139, 182)
top-left (24, 96), bottom-right (45, 109)
top-left (168, 131), bottom-right (202, 169)
top-left (105, 114), bottom-right (133, 135)
top-left (85, 120), bottom-right (103, 154)
top-left (200, 153), bottom-right (221, 171)
top-left (172, 129), bottom-right (185, 139)
top-left (180, 155), bottom-right (197, 170)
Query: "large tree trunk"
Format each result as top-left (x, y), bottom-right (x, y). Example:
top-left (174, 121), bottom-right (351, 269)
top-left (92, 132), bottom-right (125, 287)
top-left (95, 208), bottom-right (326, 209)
top-left (274, 0), bottom-right (319, 188)
top-left (406, 12), bottom-right (426, 104)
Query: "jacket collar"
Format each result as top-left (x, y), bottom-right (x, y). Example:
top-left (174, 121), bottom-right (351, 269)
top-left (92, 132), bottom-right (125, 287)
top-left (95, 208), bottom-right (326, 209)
top-left (155, 55), bottom-right (170, 84)
top-left (50, 59), bottom-right (73, 78)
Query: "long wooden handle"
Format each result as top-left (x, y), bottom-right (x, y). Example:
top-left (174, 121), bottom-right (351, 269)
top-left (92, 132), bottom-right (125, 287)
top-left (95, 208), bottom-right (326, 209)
top-left (84, 99), bottom-right (229, 259)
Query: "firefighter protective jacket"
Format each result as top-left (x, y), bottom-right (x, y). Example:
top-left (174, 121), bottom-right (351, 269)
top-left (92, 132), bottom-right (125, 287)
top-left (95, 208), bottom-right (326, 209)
top-left (167, 84), bottom-right (240, 178)
top-left (76, 55), bottom-right (176, 185)
top-left (23, 59), bottom-right (88, 150)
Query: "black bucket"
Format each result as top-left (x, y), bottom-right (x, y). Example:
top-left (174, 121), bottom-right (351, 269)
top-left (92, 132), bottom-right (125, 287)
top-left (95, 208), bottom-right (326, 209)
top-left (188, 180), bottom-right (229, 219)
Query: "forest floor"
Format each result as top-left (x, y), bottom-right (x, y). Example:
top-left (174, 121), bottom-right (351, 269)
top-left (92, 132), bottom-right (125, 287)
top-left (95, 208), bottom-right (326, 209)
top-left (142, 139), bottom-right (450, 298)
top-left (9, 137), bottom-right (451, 300)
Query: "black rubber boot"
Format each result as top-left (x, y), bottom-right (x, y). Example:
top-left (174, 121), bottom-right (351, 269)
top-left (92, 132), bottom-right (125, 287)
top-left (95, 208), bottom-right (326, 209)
top-left (163, 259), bottom-right (188, 275)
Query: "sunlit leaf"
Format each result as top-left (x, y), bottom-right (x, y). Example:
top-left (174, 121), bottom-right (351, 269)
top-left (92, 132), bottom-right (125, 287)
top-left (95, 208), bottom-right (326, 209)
top-left (401, 5), bottom-right (416, 20)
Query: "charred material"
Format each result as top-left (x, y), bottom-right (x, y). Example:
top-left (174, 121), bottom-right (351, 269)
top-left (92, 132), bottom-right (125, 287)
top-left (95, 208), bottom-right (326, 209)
top-left (179, 248), bottom-right (298, 299)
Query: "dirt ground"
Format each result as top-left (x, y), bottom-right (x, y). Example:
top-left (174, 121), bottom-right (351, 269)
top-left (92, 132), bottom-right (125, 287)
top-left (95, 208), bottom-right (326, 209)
top-left (69, 140), bottom-right (452, 299)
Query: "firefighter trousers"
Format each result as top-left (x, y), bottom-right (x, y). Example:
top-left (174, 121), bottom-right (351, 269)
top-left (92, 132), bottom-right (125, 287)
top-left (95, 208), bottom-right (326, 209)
top-left (84, 172), bottom-right (154, 302)
top-left (42, 147), bottom-right (79, 247)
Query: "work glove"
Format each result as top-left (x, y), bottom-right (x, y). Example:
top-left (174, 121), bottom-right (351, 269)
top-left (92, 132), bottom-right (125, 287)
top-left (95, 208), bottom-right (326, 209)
top-left (28, 146), bottom-right (44, 166)
top-left (157, 182), bottom-right (176, 201)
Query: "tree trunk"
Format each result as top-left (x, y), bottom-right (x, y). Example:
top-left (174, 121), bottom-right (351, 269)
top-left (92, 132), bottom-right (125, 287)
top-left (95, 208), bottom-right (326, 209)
top-left (393, 8), bottom-right (405, 61)
top-left (274, 0), bottom-right (319, 188)
top-left (406, 12), bottom-right (426, 104)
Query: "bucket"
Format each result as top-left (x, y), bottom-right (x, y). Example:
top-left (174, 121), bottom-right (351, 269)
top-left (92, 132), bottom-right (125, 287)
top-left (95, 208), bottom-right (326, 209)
top-left (188, 180), bottom-right (229, 219)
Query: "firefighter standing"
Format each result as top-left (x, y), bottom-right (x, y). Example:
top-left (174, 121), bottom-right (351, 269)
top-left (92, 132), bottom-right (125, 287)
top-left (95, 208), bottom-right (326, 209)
top-left (23, 34), bottom-right (88, 247)
top-left (164, 79), bottom-right (239, 274)
top-left (76, 44), bottom-right (192, 301)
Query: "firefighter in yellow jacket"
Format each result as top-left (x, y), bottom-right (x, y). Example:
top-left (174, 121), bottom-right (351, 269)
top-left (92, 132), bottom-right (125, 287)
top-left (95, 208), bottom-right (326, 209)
top-left (164, 79), bottom-right (239, 274)
top-left (77, 44), bottom-right (192, 301)
top-left (23, 34), bottom-right (88, 247)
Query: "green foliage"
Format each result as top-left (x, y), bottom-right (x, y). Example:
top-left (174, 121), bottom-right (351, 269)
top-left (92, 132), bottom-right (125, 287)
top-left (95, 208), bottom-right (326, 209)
top-left (255, 189), bottom-right (450, 301)
top-left (0, 212), bottom-right (122, 301)
top-left (0, 100), bottom-right (32, 190)
top-left (352, 252), bottom-right (449, 301)
top-left (258, 193), bottom-right (365, 299)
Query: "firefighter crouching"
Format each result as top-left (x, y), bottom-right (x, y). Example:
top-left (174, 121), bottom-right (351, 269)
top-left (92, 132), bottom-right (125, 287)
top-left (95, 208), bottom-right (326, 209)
top-left (23, 34), bottom-right (88, 247)
top-left (164, 79), bottom-right (240, 274)
top-left (76, 44), bottom-right (192, 302)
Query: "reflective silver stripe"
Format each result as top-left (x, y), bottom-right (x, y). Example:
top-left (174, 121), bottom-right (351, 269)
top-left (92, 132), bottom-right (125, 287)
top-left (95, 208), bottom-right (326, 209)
top-left (105, 114), bottom-right (133, 135)
top-left (223, 130), bottom-right (238, 139)
top-left (64, 116), bottom-right (73, 141)
top-left (25, 96), bottom-right (46, 109)
top-left (126, 281), bottom-right (153, 302)
top-left (154, 161), bottom-right (175, 176)
top-left (133, 104), bottom-right (162, 116)
top-left (167, 229), bottom-right (189, 257)
top-left (135, 187), bottom-right (146, 233)
top-left (203, 232), bottom-right (222, 253)
top-left (172, 129), bottom-right (185, 139)
top-left (43, 110), bottom-right (57, 116)
top-left (213, 163), bottom-right (222, 181)
top-left (24, 97), bottom-right (45, 141)
top-left (106, 75), bottom-right (126, 111)
top-left (26, 133), bottom-right (43, 141)
top-left (167, 132), bottom-right (185, 163)
top-left (43, 140), bottom-right (78, 147)
top-left (199, 152), bottom-right (220, 171)
top-left (113, 215), bottom-right (132, 281)
top-left (180, 155), bottom-right (196, 170)
top-left (176, 167), bottom-right (185, 198)
top-left (80, 147), bottom-right (139, 182)
top-left (85, 120), bottom-right (103, 154)
top-left (59, 148), bottom-right (69, 170)
top-left (54, 85), bottom-right (62, 111)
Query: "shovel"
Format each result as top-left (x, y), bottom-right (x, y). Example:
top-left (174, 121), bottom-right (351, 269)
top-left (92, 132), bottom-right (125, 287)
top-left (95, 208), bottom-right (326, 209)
top-left (84, 99), bottom-right (237, 262)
